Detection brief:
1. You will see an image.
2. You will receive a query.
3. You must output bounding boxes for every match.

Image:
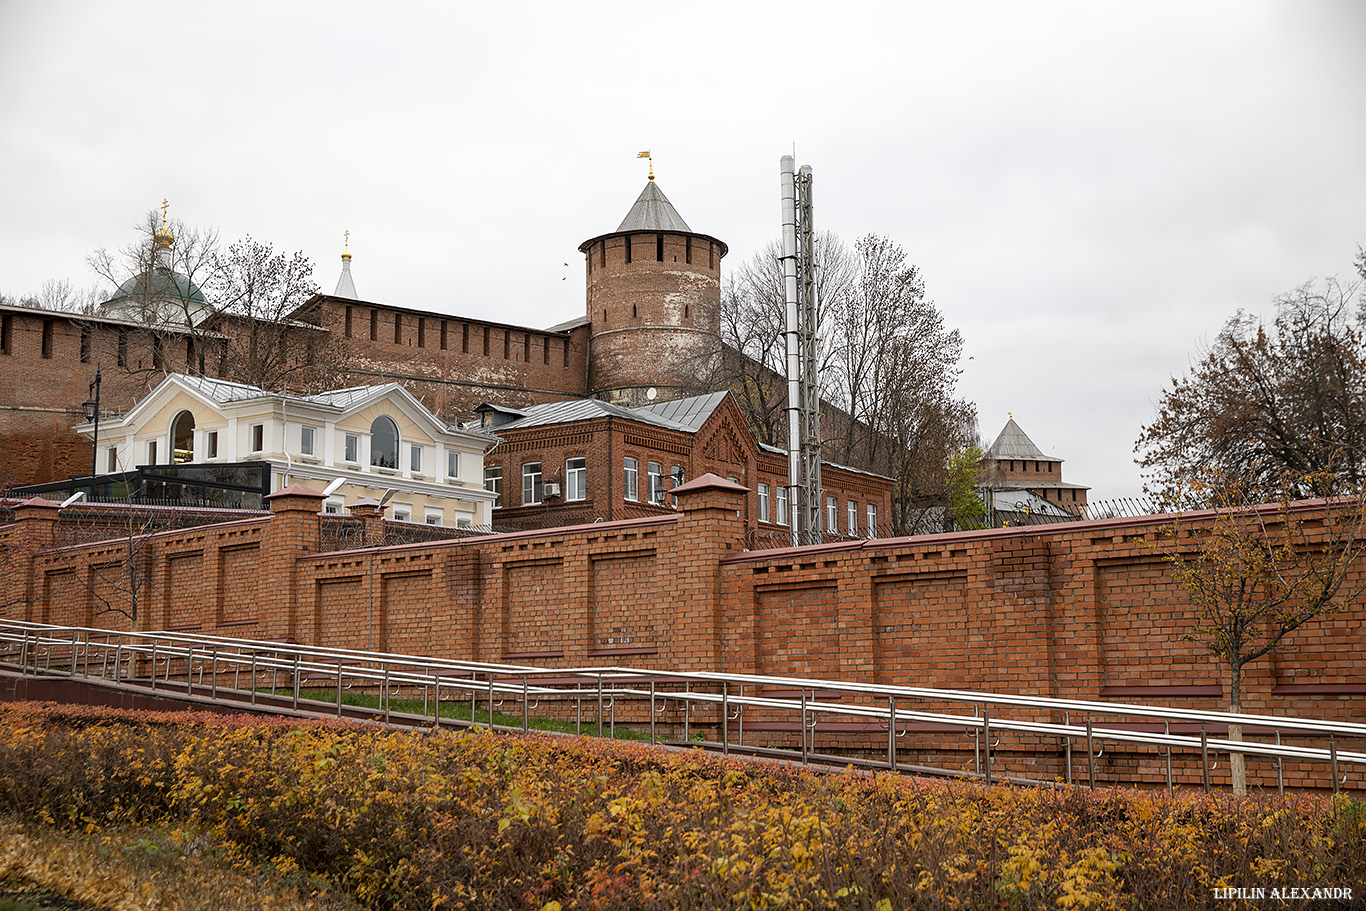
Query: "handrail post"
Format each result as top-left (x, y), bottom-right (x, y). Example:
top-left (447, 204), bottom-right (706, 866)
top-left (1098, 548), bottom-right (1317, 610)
top-left (382, 665), bottom-right (392, 727)
top-left (292, 653), bottom-right (301, 711)
top-left (650, 679), bottom-right (657, 745)
top-left (800, 688), bottom-right (807, 766)
top-left (488, 674), bottom-right (495, 730)
top-left (82, 632), bottom-right (90, 677)
top-left (210, 649), bottom-right (218, 699)
top-left (973, 704), bottom-right (981, 775)
top-left (597, 675), bottom-right (604, 738)
top-left (1164, 720), bottom-right (1172, 790)
top-left (1275, 730), bottom-right (1283, 796)
top-left (1331, 736), bottom-right (1339, 794)
top-left (683, 681), bottom-right (690, 742)
top-left (576, 680), bottom-right (582, 736)
top-left (737, 684), bottom-right (743, 746)
top-left (112, 642), bottom-right (121, 684)
top-left (1200, 725), bottom-right (1210, 792)
top-left (522, 676), bottom-right (529, 733)
top-left (186, 646), bottom-right (195, 695)
top-left (433, 673), bottom-right (441, 726)
top-left (150, 640), bottom-right (158, 692)
top-left (721, 682), bottom-right (729, 756)
top-left (1086, 717), bottom-right (1096, 789)
top-left (336, 662), bottom-right (344, 717)
top-left (887, 696), bottom-right (896, 772)
top-left (983, 707), bottom-right (992, 786)
top-left (250, 651), bottom-right (258, 705)
top-left (19, 633), bottom-right (28, 677)
top-left (1064, 710), bottom-right (1072, 785)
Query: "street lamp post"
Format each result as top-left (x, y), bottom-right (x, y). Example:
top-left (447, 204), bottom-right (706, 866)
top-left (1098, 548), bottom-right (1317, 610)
top-left (82, 367), bottom-right (101, 477)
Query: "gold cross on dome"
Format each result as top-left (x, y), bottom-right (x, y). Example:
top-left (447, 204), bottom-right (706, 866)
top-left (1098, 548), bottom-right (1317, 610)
top-left (160, 198), bottom-right (169, 227)
top-left (344, 229), bottom-right (350, 252)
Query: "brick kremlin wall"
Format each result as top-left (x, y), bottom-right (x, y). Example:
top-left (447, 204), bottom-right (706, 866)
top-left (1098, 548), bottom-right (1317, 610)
top-left (4, 477), bottom-right (1364, 789)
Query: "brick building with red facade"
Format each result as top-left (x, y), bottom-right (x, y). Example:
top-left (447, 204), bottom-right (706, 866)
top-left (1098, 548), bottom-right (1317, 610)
top-left (474, 390), bottom-right (891, 538)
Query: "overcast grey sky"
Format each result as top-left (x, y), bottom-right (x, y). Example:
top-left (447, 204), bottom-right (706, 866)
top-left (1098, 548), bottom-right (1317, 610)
top-left (2, 1), bottom-right (1363, 502)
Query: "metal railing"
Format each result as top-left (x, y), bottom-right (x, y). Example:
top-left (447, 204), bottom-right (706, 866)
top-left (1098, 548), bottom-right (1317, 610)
top-left (1, 619), bottom-right (1362, 794)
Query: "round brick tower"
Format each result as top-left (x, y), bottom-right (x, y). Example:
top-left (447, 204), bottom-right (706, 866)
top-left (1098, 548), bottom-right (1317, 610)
top-left (579, 179), bottom-right (727, 406)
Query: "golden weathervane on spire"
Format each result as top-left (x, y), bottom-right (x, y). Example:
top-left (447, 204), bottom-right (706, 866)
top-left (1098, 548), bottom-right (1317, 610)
top-left (342, 229), bottom-right (351, 260)
top-left (637, 149), bottom-right (653, 181)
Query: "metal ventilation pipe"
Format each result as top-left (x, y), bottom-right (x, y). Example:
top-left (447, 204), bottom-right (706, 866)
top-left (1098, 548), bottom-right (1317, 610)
top-left (780, 156), bottom-right (802, 545)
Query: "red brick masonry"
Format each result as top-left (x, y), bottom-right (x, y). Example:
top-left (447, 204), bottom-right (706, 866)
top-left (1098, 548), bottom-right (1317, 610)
top-left (4, 479), bottom-right (1363, 788)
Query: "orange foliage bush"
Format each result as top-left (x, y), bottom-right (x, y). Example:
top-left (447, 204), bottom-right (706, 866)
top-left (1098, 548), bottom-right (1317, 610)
top-left (0, 702), bottom-right (1361, 910)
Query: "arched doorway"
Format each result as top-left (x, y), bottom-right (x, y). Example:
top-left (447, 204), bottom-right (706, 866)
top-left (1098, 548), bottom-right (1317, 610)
top-left (172, 411), bottom-right (195, 463)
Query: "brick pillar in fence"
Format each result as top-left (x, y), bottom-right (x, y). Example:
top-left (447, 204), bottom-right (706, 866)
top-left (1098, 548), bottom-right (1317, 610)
top-left (347, 498), bottom-right (388, 547)
top-left (666, 473), bottom-right (748, 672)
top-left (262, 484), bottom-right (326, 641)
top-left (5, 497), bottom-right (61, 623)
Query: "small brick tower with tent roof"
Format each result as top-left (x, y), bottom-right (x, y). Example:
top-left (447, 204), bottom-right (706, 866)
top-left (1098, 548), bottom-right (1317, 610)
top-left (980, 415), bottom-right (1090, 517)
top-left (579, 153), bottom-right (728, 406)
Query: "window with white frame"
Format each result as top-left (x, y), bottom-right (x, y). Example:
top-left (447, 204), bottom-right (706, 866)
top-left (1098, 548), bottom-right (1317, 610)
top-left (623, 457), bottom-right (638, 501)
top-left (848, 500), bottom-right (857, 535)
top-left (776, 486), bottom-right (788, 525)
top-left (867, 503), bottom-right (877, 538)
top-left (300, 425), bottom-right (316, 456)
top-left (522, 462), bottom-right (542, 505)
top-left (250, 424), bottom-right (264, 453)
top-left (565, 457), bottom-right (586, 501)
top-left (392, 502), bottom-right (412, 522)
top-left (370, 416), bottom-right (399, 469)
top-left (107, 446), bottom-right (119, 472)
top-left (447, 450), bottom-right (459, 479)
top-left (647, 461), bottom-right (663, 504)
top-left (206, 431), bottom-right (218, 459)
top-left (826, 495), bottom-right (837, 532)
top-left (457, 517), bottom-right (473, 529)
top-left (758, 483), bottom-right (770, 523)
top-left (344, 433), bottom-right (359, 463)
top-left (410, 444), bottom-right (423, 473)
top-left (424, 506), bottom-right (443, 526)
top-left (147, 440), bottom-right (158, 464)
top-left (484, 466), bottom-right (503, 507)
top-left (323, 497), bottom-right (343, 514)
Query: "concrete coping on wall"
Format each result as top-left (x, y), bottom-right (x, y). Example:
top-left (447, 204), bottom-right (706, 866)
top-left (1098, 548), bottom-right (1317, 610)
top-left (265, 484), bottom-right (327, 514)
top-left (12, 496), bottom-right (61, 513)
top-left (671, 473), bottom-right (749, 496)
top-left (265, 484), bottom-right (328, 501)
top-left (720, 499), bottom-right (1355, 564)
top-left (298, 513), bottom-right (680, 561)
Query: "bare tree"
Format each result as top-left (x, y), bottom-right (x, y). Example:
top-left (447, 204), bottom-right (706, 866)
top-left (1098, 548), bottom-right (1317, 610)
top-left (1149, 471), bottom-right (1366, 793)
top-left (86, 209), bottom-right (223, 380)
top-left (712, 231), bottom-right (975, 535)
top-left (203, 236), bottom-right (331, 392)
top-left (702, 233), bottom-right (855, 447)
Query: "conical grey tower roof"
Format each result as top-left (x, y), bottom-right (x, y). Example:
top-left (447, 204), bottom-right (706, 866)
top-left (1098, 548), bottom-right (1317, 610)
top-left (616, 181), bottom-right (692, 233)
top-left (334, 255), bottom-right (357, 299)
top-left (986, 417), bottom-right (1061, 462)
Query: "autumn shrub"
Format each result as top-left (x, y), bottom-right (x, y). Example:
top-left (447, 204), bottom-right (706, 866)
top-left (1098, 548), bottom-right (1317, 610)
top-left (0, 702), bottom-right (1360, 910)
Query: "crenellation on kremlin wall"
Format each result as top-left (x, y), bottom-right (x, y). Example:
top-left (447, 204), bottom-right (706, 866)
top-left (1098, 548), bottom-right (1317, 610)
top-left (4, 480), bottom-right (1363, 789)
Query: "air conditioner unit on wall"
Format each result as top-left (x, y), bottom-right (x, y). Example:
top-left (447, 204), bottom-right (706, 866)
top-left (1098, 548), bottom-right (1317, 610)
top-left (544, 482), bottom-right (561, 498)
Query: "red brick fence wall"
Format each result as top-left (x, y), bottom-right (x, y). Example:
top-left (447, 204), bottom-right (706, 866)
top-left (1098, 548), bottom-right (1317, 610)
top-left (3, 476), bottom-right (1364, 788)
